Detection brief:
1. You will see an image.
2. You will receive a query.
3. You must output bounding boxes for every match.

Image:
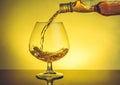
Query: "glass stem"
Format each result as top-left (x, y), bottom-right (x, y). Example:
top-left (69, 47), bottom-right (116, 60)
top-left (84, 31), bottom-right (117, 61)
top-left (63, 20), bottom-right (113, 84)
top-left (47, 80), bottom-right (53, 85)
top-left (46, 62), bottom-right (55, 74)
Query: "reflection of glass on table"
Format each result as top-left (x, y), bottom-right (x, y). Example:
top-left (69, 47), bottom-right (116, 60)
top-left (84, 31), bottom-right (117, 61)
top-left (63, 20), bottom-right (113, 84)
top-left (0, 70), bottom-right (120, 85)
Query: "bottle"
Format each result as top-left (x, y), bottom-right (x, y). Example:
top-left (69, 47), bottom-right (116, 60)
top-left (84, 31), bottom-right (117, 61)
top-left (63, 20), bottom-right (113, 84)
top-left (59, 0), bottom-right (120, 16)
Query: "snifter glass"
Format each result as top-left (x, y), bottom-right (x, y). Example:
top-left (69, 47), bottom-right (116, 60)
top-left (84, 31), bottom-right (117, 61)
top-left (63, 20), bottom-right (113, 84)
top-left (29, 22), bottom-right (69, 80)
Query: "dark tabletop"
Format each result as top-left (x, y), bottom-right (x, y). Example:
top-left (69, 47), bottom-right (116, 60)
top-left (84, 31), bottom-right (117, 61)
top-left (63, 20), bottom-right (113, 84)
top-left (0, 70), bottom-right (120, 85)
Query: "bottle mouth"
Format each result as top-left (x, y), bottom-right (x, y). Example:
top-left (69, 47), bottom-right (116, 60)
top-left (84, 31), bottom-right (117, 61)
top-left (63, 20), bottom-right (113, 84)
top-left (59, 2), bottom-right (73, 13)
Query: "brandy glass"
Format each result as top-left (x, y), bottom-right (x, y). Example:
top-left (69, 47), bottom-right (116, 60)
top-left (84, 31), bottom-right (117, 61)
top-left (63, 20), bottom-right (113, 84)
top-left (29, 22), bottom-right (69, 80)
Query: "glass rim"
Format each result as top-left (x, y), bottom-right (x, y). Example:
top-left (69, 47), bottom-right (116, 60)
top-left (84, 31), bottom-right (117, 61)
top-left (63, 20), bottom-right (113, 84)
top-left (36, 21), bottom-right (63, 24)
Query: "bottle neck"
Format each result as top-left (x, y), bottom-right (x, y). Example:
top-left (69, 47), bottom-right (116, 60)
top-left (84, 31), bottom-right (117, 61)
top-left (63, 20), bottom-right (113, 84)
top-left (59, 2), bottom-right (73, 13)
top-left (59, 0), bottom-right (95, 13)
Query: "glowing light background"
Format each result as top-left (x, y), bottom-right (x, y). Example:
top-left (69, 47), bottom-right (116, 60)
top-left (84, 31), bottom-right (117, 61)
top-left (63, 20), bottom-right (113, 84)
top-left (0, 0), bottom-right (120, 69)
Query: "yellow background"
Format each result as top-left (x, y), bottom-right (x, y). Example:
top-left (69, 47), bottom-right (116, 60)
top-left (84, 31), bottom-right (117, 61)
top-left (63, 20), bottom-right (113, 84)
top-left (0, 0), bottom-right (120, 69)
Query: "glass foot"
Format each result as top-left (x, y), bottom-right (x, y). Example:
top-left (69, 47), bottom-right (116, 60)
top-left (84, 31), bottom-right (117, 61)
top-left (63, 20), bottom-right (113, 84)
top-left (36, 72), bottom-right (63, 80)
